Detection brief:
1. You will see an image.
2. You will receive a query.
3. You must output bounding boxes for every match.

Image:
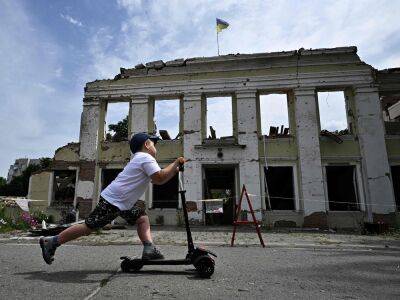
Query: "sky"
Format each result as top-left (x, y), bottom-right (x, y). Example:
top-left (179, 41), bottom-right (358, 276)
top-left (0, 0), bottom-right (399, 178)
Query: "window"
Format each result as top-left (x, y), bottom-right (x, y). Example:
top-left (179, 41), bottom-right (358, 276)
top-left (206, 96), bottom-right (233, 139)
top-left (102, 169), bottom-right (123, 191)
top-left (105, 102), bottom-right (129, 141)
top-left (260, 94), bottom-right (290, 137)
top-left (264, 166), bottom-right (295, 210)
top-left (326, 165), bottom-right (359, 211)
top-left (154, 99), bottom-right (180, 140)
top-left (52, 170), bottom-right (76, 206)
top-left (391, 166), bottom-right (400, 211)
top-left (317, 91), bottom-right (348, 134)
top-left (152, 173), bottom-right (179, 208)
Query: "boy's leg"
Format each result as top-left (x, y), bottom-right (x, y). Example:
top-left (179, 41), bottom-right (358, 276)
top-left (58, 223), bottom-right (93, 244)
top-left (39, 223), bottom-right (92, 265)
top-left (136, 215), bottom-right (152, 242)
top-left (120, 201), bottom-right (164, 260)
top-left (40, 197), bottom-right (119, 265)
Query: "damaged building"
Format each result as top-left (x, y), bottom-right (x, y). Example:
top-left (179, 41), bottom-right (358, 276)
top-left (28, 46), bottom-right (400, 229)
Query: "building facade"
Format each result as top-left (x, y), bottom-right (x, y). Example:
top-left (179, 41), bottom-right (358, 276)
top-left (29, 47), bottom-right (400, 228)
top-left (7, 158), bottom-right (40, 183)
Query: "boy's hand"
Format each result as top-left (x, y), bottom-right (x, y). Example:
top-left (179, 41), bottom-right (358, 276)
top-left (176, 157), bottom-right (187, 165)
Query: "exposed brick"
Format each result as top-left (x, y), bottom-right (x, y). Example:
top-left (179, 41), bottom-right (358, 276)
top-left (78, 161), bottom-right (96, 181)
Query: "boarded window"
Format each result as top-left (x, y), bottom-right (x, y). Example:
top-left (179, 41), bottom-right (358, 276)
top-left (105, 102), bottom-right (129, 141)
top-left (317, 91), bottom-right (348, 134)
top-left (154, 99), bottom-right (180, 140)
top-left (52, 170), bottom-right (76, 206)
top-left (264, 166), bottom-right (295, 210)
top-left (206, 97), bottom-right (233, 139)
top-left (326, 166), bottom-right (359, 211)
top-left (260, 94), bottom-right (289, 136)
top-left (153, 173), bottom-right (179, 209)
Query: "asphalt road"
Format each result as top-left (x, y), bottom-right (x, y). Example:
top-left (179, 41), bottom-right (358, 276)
top-left (0, 243), bottom-right (399, 299)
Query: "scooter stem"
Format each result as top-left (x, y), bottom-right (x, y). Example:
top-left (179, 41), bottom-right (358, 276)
top-left (178, 163), bottom-right (195, 253)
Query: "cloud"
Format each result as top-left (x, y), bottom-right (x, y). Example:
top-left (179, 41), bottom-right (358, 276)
top-left (83, 0), bottom-right (400, 145)
top-left (60, 13), bottom-right (83, 27)
top-left (0, 1), bottom-right (81, 177)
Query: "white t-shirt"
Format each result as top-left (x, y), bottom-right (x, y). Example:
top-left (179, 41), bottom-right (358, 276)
top-left (101, 152), bottom-right (161, 210)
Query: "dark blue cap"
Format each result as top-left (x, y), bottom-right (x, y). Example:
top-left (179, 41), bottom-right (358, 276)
top-left (130, 132), bottom-right (160, 153)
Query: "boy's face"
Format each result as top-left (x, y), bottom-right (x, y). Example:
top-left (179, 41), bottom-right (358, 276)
top-left (142, 139), bottom-right (157, 157)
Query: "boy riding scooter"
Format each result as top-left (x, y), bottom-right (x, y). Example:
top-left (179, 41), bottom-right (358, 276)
top-left (40, 132), bottom-right (186, 264)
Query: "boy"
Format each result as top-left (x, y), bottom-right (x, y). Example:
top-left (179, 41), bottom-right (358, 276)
top-left (40, 132), bottom-right (185, 264)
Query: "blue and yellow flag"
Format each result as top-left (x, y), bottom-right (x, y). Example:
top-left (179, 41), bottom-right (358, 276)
top-left (216, 18), bottom-right (229, 33)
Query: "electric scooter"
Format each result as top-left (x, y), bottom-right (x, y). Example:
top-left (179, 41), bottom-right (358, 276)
top-left (120, 163), bottom-right (217, 278)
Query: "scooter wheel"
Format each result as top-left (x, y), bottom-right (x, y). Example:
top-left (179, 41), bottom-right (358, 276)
top-left (194, 256), bottom-right (215, 278)
top-left (121, 258), bottom-right (143, 272)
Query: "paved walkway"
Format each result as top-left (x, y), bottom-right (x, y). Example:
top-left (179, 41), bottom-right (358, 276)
top-left (1, 226), bottom-right (400, 250)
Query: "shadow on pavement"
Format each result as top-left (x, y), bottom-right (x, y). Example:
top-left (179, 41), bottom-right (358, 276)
top-left (15, 270), bottom-right (114, 284)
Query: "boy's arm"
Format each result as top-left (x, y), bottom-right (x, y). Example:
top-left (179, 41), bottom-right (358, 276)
top-left (151, 157), bottom-right (185, 185)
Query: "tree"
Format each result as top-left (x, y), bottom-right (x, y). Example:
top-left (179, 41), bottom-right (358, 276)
top-left (39, 157), bottom-right (52, 169)
top-left (107, 115), bottom-right (128, 142)
top-left (0, 158), bottom-right (50, 196)
top-left (0, 177), bottom-right (6, 192)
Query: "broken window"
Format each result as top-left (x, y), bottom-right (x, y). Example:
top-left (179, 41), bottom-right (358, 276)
top-left (105, 102), bottom-right (129, 141)
top-left (102, 169), bottom-right (123, 191)
top-left (264, 166), bottom-right (295, 210)
top-left (154, 99), bottom-right (180, 140)
top-left (383, 97), bottom-right (400, 134)
top-left (326, 165), bottom-right (359, 211)
top-left (152, 173), bottom-right (179, 208)
top-left (206, 96), bottom-right (233, 140)
top-left (259, 94), bottom-right (290, 137)
top-left (52, 170), bottom-right (76, 206)
top-left (391, 166), bottom-right (400, 211)
top-left (317, 91), bottom-right (349, 135)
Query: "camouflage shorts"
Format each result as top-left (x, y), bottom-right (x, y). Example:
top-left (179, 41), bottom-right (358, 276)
top-left (85, 197), bottom-right (146, 230)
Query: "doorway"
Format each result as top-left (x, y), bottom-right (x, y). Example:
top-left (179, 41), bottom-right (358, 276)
top-left (203, 166), bottom-right (236, 225)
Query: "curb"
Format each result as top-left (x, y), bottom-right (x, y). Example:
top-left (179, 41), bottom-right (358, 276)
top-left (1, 236), bottom-right (399, 251)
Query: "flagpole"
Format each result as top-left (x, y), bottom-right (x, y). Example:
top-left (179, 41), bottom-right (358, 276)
top-left (217, 30), bottom-right (220, 56)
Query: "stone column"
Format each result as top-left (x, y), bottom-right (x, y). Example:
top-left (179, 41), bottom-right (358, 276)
top-left (130, 94), bottom-right (149, 135)
top-left (77, 98), bottom-right (100, 217)
top-left (183, 93), bottom-right (203, 222)
top-left (294, 88), bottom-right (327, 227)
top-left (236, 90), bottom-right (262, 221)
top-left (129, 94), bottom-right (151, 206)
top-left (354, 86), bottom-right (396, 222)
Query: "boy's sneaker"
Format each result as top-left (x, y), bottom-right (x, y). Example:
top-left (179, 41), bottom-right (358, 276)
top-left (142, 246), bottom-right (164, 260)
top-left (39, 236), bottom-right (57, 265)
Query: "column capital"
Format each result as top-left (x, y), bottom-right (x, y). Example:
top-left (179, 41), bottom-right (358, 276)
top-left (82, 97), bottom-right (100, 106)
top-left (294, 88), bottom-right (315, 97)
top-left (235, 89), bottom-right (258, 98)
top-left (183, 92), bottom-right (203, 101)
top-left (353, 85), bottom-right (379, 94)
top-left (131, 94), bottom-right (149, 104)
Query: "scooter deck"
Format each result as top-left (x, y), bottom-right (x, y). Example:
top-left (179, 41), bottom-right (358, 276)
top-left (121, 257), bottom-right (192, 265)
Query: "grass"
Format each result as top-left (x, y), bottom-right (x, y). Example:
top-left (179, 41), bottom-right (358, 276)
top-left (0, 225), bottom-right (16, 234)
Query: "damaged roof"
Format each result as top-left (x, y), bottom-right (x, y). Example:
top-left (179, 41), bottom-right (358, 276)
top-left (87, 46), bottom-right (362, 84)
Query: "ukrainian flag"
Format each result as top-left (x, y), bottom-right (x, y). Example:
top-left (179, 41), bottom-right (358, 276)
top-left (216, 18), bottom-right (229, 33)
